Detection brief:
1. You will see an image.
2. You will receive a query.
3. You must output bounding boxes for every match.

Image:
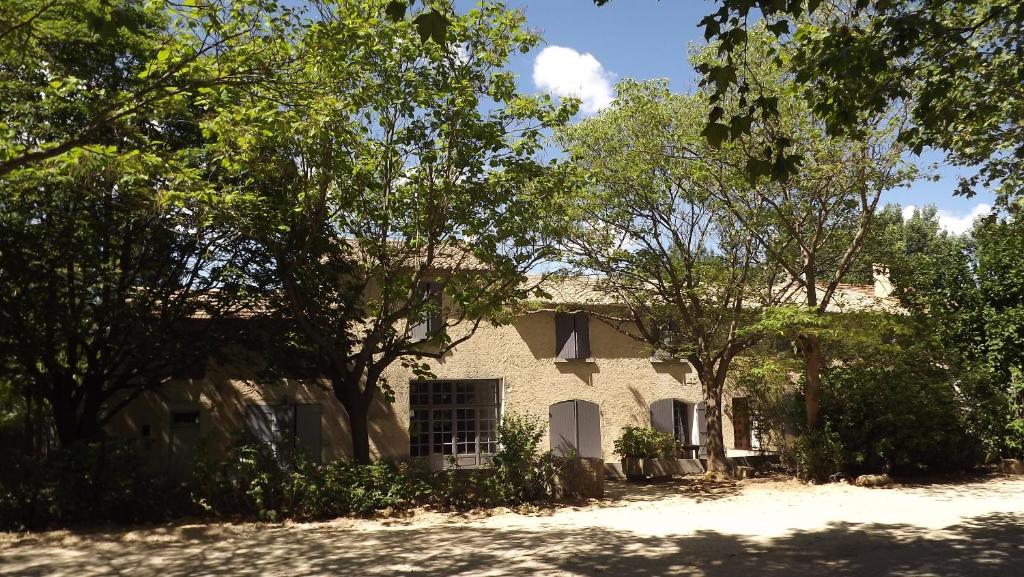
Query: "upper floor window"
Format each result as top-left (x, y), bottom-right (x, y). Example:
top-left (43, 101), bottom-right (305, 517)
top-left (555, 311), bottom-right (591, 360)
top-left (410, 281), bottom-right (443, 341)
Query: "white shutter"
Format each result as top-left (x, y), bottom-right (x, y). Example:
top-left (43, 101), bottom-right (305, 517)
top-left (695, 401), bottom-right (708, 459)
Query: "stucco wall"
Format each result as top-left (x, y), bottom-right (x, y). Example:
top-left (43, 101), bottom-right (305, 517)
top-left (107, 311), bottom-right (749, 465)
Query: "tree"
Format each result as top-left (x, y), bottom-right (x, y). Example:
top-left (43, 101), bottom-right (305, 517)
top-left (871, 206), bottom-right (1024, 459)
top-left (0, 0), bottom-right (260, 447)
top-left (690, 30), bottom-right (913, 433)
top-left (688, 1), bottom-right (1023, 205)
top-left (557, 79), bottom-right (789, 475)
top-left (0, 140), bottom-right (250, 448)
top-left (0, 0), bottom-right (300, 179)
top-left (212, 0), bottom-right (573, 463)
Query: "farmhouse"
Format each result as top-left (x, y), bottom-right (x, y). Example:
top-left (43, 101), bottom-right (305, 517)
top-left (105, 271), bottom-right (896, 475)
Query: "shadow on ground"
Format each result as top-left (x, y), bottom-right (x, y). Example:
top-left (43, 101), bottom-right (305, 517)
top-left (602, 476), bottom-right (743, 504)
top-left (1, 510), bottom-right (1021, 577)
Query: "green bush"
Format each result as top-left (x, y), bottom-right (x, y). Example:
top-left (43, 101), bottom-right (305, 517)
top-left (820, 362), bottom-right (982, 475)
top-left (794, 427), bottom-right (844, 482)
top-left (613, 426), bottom-right (678, 458)
top-left (0, 441), bottom-right (187, 531)
top-left (191, 441), bottom-right (429, 520)
top-left (484, 413), bottom-right (560, 506)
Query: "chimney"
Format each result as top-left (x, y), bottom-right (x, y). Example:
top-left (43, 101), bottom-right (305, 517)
top-left (873, 264), bottom-right (893, 298)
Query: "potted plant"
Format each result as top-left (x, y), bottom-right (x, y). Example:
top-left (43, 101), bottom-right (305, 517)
top-left (614, 426), bottom-right (680, 480)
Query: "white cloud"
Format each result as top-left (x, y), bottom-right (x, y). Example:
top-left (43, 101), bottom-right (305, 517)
top-left (532, 45), bottom-right (614, 115)
top-left (901, 205), bottom-right (917, 221)
top-left (901, 203), bottom-right (992, 235)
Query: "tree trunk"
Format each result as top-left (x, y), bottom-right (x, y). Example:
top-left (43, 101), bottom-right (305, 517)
top-left (332, 374), bottom-right (374, 465)
top-left (348, 400), bottom-right (371, 464)
top-left (800, 333), bottom-right (823, 431)
top-left (47, 380), bottom-right (107, 448)
top-left (698, 367), bottom-right (732, 476)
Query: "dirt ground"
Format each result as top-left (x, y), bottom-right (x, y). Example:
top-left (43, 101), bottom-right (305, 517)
top-left (2, 474), bottom-right (1022, 577)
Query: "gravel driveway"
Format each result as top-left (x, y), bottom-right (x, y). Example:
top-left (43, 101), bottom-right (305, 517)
top-left (2, 475), bottom-right (1022, 576)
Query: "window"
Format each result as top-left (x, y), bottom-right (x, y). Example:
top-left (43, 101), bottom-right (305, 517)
top-left (650, 398), bottom-right (694, 457)
top-left (555, 311), bottom-right (591, 360)
top-left (410, 281), bottom-right (443, 341)
top-left (410, 379), bottom-right (499, 468)
top-left (651, 319), bottom-right (681, 361)
top-left (171, 410), bottom-right (200, 425)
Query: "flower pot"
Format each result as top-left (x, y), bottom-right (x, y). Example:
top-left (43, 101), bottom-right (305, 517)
top-left (642, 457), bottom-right (678, 479)
top-left (621, 457), bottom-right (645, 481)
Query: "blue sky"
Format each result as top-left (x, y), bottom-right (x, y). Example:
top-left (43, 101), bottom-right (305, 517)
top-left (454, 0), bottom-right (995, 233)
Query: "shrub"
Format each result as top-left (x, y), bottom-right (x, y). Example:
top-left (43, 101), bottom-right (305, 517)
top-left (613, 426), bottom-right (678, 459)
top-left (191, 440), bottom-right (430, 520)
top-left (794, 427), bottom-right (843, 482)
top-left (820, 361), bottom-right (983, 475)
top-left (0, 441), bottom-right (187, 531)
top-left (484, 412), bottom-right (560, 506)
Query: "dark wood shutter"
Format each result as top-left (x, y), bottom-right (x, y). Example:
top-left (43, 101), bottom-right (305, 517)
top-left (574, 312), bottom-right (591, 359)
top-left (295, 404), bottom-right (322, 462)
top-left (695, 401), bottom-right (708, 459)
top-left (650, 399), bottom-right (674, 434)
top-left (555, 312), bottom-right (576, 359)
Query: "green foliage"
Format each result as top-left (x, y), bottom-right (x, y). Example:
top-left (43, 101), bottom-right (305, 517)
top-left (557, 78), bottom-right (781, 472)
top-left (695, 0), bottom-right (1024, 205)
top-left (485, 412), bottom-right (560, 506)
top-left (0, 442), bottom-right (188, 531)
top-left (0, 0), bottom-right (263, 446)
top-left (192, 415), bottom-right (562, 520)
top-left (0, 0), bottom-right (301, 178)
top-left (734, 357), bottom-right (803, 464)
top-left (613, 426), bottom-right (680, 459)
top-left (862, 206), bottom-right (1024, 459)
top-left (821, 362), bottom-right (982, 475)
top-left (192, 442), bottom-right (430, 520)
top-left (793, 426), bottom-right (843, 483)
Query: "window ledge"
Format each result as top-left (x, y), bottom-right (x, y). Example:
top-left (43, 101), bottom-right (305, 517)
top-left (554, 357), bottom-right (596, 364)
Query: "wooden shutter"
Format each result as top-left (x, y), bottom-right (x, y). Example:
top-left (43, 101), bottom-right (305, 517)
top-left (650, 399), bottom-right (674, 435)
top-left (549, 400), bottom-right (577, 456)
top-left (410, 282), bottom-right (441, 341)
top-left (426, 281), bottom-right (443, 335)
top-left (574, 312), bottom-right (591, 359)
top-left (695, 401), bottom-right (708, 459)
top-left (555, 313), bottom-right (576, 359)
top-left (245, 405), bottom-right (277, 448)
top-left (295, 404), bottom-right (322, 463)
top-left (409, 315), bottom-right (428, 341)
top-left (576, 399), bottom-right (602, 459)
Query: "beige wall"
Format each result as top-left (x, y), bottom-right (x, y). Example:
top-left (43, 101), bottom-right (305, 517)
top-left (107, 311), bottom-right (750, 465)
